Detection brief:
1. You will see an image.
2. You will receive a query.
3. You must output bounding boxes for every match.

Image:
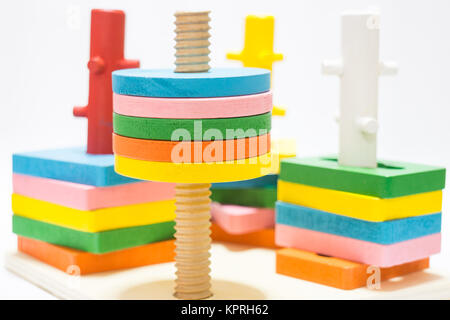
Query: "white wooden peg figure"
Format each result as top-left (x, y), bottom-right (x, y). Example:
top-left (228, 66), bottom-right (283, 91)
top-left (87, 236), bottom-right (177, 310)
top-left (322, 10), bottom-right (397, 168)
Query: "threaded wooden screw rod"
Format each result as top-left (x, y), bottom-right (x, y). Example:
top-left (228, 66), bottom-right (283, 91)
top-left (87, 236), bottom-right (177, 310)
top-left (174, 183), bottom-right (212, 299)
top-left (173, 11), bottom-right (213, 300)
top-left (112, 9), bottom-right (271, 301)
top-left (174, 11), bottom-right (211, 73)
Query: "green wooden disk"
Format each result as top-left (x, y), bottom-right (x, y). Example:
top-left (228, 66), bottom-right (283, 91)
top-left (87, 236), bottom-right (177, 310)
top-left (113, 112), bottom-right (271, 141)
top-left (279, 156), bottom-right (446, 199)
top-left (210, 187), bottom-right (277, 208)
top-left (12, 215), bottom-right (175, 254)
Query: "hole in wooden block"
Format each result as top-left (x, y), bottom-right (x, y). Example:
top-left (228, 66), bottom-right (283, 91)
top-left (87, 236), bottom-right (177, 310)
top-left (315, 253), bottom-right (332, 258)
top-left (387, 276), bottom-right (405, 283)
top-left (321, 157), bottom-right (404, 170)
top-left (376, 162), bottom-right (404, 170)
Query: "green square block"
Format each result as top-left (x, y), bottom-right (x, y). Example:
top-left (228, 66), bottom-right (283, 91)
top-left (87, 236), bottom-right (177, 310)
top-left (12, 215), bottom-right (175, 254)
top-left (210, 187), bottom-right (277, 208)
top-left (279, 156), bottom-right (446, 198)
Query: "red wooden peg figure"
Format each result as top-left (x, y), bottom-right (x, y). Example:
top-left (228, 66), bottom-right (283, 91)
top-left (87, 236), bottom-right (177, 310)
top-left (74, 9), bottom-right (139, 154)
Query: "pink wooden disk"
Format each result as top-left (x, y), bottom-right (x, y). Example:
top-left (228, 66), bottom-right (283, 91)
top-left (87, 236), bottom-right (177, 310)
top-left (211, 203), bottom-right (274, 235)
top-left (13, 173), bottom-right (175, 211)
top-left (275, 224), bottom-right (441, 268)
top-left (113, 91), bottom-right (273, 119)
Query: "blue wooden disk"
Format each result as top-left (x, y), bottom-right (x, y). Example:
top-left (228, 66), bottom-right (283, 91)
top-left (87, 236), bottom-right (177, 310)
top-left (112, 68), bottom-right (271, 98)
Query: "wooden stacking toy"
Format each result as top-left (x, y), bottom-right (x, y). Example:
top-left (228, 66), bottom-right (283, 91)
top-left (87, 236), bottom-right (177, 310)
top-left (210, 15), bottom-right (293, 246)
top-left (11, 9), bottom-right (177, 275)
top-left (112, 11), bottom-right (272, 299)
top-left (275, 10), bottom-right (446, 289)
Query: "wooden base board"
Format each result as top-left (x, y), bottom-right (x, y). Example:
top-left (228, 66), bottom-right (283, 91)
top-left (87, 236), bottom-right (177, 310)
top-left (5, 243), bottom-right (450, 300)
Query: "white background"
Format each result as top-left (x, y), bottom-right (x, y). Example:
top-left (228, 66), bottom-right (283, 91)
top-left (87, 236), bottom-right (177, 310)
top-left (0, 0), bottom-right (449, 299)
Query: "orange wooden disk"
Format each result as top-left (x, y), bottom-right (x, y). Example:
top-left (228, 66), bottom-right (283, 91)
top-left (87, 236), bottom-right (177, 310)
top-left (210, 223), bottom-right (279, 249)
top-left (18, 236), bottom-right (175, 275)
top-left (113, 133), bottom-right (270, 163)
top-left (276, 248), bottom-right (430, 290)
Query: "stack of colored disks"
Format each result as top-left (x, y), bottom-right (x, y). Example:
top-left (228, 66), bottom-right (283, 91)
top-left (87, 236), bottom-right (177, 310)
top-left (112, 68), bottom-right (273, 183)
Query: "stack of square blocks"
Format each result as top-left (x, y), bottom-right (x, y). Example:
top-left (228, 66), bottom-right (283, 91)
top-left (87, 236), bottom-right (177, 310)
top-left (210, 174), bottom-right (278, 248)
top-left (12, 147), bottom-right (176, 274)
top-left (209, 140), bottom-right (296, 248)
top-left (275, 157), bottom-right (446, 289)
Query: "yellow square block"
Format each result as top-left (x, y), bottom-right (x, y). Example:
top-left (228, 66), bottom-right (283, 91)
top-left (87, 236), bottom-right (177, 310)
top-left (12, 194), bottom-right (175, 232)
top-left (277, 180), bottom-right (442, 222)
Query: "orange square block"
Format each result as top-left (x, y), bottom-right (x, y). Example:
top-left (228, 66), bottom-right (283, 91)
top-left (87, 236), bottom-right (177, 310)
top-left (18, 236), bottom-right (175, 275)
top-left (211, 223), bottom-right (279, 249)
top-left (276, 248), bottom-right (429, 290)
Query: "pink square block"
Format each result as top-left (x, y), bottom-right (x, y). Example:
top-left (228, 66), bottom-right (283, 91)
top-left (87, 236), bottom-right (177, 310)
top-left (275, 224), bottom-right (441, 267)
top-left (211, 202), bottom-right (275, 234)
top-left (13, 173), bottom-right (175, 211)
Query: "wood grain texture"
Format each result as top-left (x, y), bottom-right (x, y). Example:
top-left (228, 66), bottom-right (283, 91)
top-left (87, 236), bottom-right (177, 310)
top-left (174, 11), bottom-right (211, 73)
top-left (174, 183), bottom-right (212, 300)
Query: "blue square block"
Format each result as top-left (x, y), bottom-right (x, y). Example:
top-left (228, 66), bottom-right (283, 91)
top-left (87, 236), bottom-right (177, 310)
top-left (211, 174), bottom-right (278, 189)
top-left (276, 201), bottom-right (441, 245)
top-left (13, 147), bottom-right (139, 187)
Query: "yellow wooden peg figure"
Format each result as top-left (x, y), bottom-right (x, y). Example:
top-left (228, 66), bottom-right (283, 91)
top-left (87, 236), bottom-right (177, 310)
top-left (227, 15), bottom-right (283, 73)
top-left (227, 15), bottom-right (285, 116)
